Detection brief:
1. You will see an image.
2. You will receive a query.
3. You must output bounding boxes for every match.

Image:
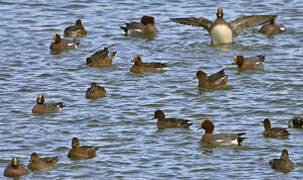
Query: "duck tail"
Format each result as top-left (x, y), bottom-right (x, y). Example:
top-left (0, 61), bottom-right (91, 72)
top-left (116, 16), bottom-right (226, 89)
top-left (120, 26), bottom-right (128, 33)
top-left (237, 137), bottom-right (247, 144)
top-left (258, 55), bottom-right (265, 62)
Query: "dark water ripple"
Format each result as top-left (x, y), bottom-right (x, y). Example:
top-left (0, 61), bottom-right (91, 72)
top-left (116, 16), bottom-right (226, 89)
top-left (0, 0), bottom-right (303, 179)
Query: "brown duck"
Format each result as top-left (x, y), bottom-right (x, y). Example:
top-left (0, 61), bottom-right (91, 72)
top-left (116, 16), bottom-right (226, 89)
top-left (153, 110), bottom-right (192, 129)
top-left (262, 119), bottom-right (290, 139)
top-left (120, 16), bottom-right (158, 38)
top-left (130, 55), bottom-right (167, 73)
top-left (259, 19), bottom-right (285, 34)
top-left (194, 69), bottom-right (227, 89)
top-left (3, 157), bottom-right (28, 178)
top-left (50, 34), bottom-right (79, 53)
top-left (86, 47), bottom-right (117, 67)
top-left (64, 19), bottom-right (87, 38)
top-left (27, 153), bottom-right (59, 171)
top-left (68, 137), bottom-right (99, 160)
top-left (199, 119), bottom-right (246, 146)
top-left (32, 94), bottom-right (65, 114)
top-left (86, 82), bottom-right (107, 99)
top-left (234, 55), bottom-right (265, 70)
top-left (270, 149), bottom-right (294, 173)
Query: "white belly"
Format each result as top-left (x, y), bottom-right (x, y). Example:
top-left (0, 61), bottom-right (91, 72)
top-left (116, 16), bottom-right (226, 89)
top-left (210, 25), bottom-right (233, 45)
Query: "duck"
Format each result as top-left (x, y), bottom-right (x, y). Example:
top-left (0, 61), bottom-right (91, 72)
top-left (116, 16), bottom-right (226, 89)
top-left (120, 16), bottom-right (158, 38)
top-left (67, 137), bottom-right (99, 160)
top-left (50, 34), bottom-right (79, 52)
top-left (86, 47), bottom-right (117, 67)
top-left (233, 55), bottom-right (265, 70)
top-left (170, 8), bottom-right (276, 45)
top-left (288, 116), bottom-right (303, 128)
top-left (262, 119), bottom-right (290, 139)
top-left (199, 119), bottom-right (246, 146)
top-left (153, 109), bottom-right (193, 129)
top-left (3, 157), bottom-right (28, 178)
top-left (269, 149), bottom-right (294, 173)
top-left (86, 82), bottom-right (107, 99)
top-left (64, 19), bottom-right (87, 38)
top-left (27, 153), bottom-right (59, 171)
top-left (32, 94), bottom-right (65, 114)
top-left (130, 55), bottom-right (167, 73)
top-left (259, 19), bottom-right (285, 34)
top-left (194, 69), bottom-right (227, 89)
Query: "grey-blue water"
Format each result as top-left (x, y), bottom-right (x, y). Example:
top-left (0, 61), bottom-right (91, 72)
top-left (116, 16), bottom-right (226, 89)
top-left (0, 0), bottom-right (302, 179)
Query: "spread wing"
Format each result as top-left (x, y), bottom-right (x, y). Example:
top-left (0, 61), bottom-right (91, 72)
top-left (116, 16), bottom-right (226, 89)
top-left (170, 17), bottom-right (212, 32)
top-left (230, 15), bottom-right (277, 37)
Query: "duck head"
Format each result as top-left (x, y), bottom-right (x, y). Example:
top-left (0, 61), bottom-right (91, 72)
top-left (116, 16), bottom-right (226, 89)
top-left (141, 16), bottom-right (155, 25)
top-left (72, 137), bottom-right (80, 148)
top-left (217, 8), bottom-right (223, 18)
top-left (234, 56), bottom-right (245, 66)
top-left (199, 119), bottom-right (215, 134)
top-left (262, 119), bottom-right (271, 130)
top-left (153, 110), bottom-right (165, 120)
top-left (36, 94), bottom-right (45, 104)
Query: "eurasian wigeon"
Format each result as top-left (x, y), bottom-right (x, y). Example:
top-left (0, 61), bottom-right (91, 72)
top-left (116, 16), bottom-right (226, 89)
top-left (270, 149), bottom-right (294, 173)
top-left (85, 82), bottom-right (107, 99)
top-left (259, 19), bottom-right (285, 34)
top-left (262, 119), bottom-right (290, 139)
top-left (67, 137), bottom-right (99, 160)
top-left (198, 119), bottom-right (246, 146)
top-left (171, 8), bottom-right (276, 45)
top-left (288, 115), bottom-right (303, 128)
top-left (64, 19), bottom-right (87, 38)
top-left (50, 34), bottom-right (79, 53)
top-left (130, 55), bottom-right (167, 73)
top-left (32, 94), bottom-right (65, 114)
top-left (194, 69), bottom-right (227, 89)
top-left (27, 153), bottom-right (59, 171)
top-left (120, 16), bottom-right (158, 38)
top-left (234, 55), bottom-right (265, 70)
top-left (86, 47), bottom-right (117, 67)
top-left (3, 157), bottom-right (28, 178)
top-left (153, 110), bottom-right (193, 129)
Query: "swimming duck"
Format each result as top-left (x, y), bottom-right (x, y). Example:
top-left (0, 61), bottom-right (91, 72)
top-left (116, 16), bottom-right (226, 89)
top-left (270, 149), bottom-right (294, 173)
top-left (32, 94), bottom-right (65, 114)
top-left (171, 8), bottom-right (276, 45)
top-left (262, 119), bottom-right (290, 139)
top-left (194, 69), bottom-right (227, 89)
top-left (259, 19), bottom-right (285, 34)
top-left (199, 119), bottom-right (246, 146)
top-left (234, 55), bottom-right (265, 70)
top-left (153, 110), bottom-right (193, 129)
top-left (3, 157), bottom-right (28, 178)
top-left (120, 16), bottom-right (158, 38)
top-left (288, 116), bottom-right (303, 128)
top-left (86, 82), bottom-right (107, 99)
top-left (27, 153), bottom-right (59, 171)
top-left (50, 34), bottom-right (79, 52)
top-left (130, 55), bottom-right (167, 73)
top-left (64, 19), bottom-right (87, 38)
top-left (67, 137), bottom-right (99, 160)
top-left (86, 47), bottom-right (117, 67)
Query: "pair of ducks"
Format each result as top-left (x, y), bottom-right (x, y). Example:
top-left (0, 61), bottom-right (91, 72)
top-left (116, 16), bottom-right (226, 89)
top-left (32, 83), bottom-right (107, 114)
top-left (50, 19), bottom-right (87, 52)
top-left (153, 109), bottom-right (295, 173)
top-left (4, 137), bottom-right (98, 178)
top-left (4, 154), bottom-right (59, 178)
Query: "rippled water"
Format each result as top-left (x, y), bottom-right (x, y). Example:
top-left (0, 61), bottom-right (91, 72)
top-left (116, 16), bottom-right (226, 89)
top-left (0, 0), bottom-right (303, 179)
